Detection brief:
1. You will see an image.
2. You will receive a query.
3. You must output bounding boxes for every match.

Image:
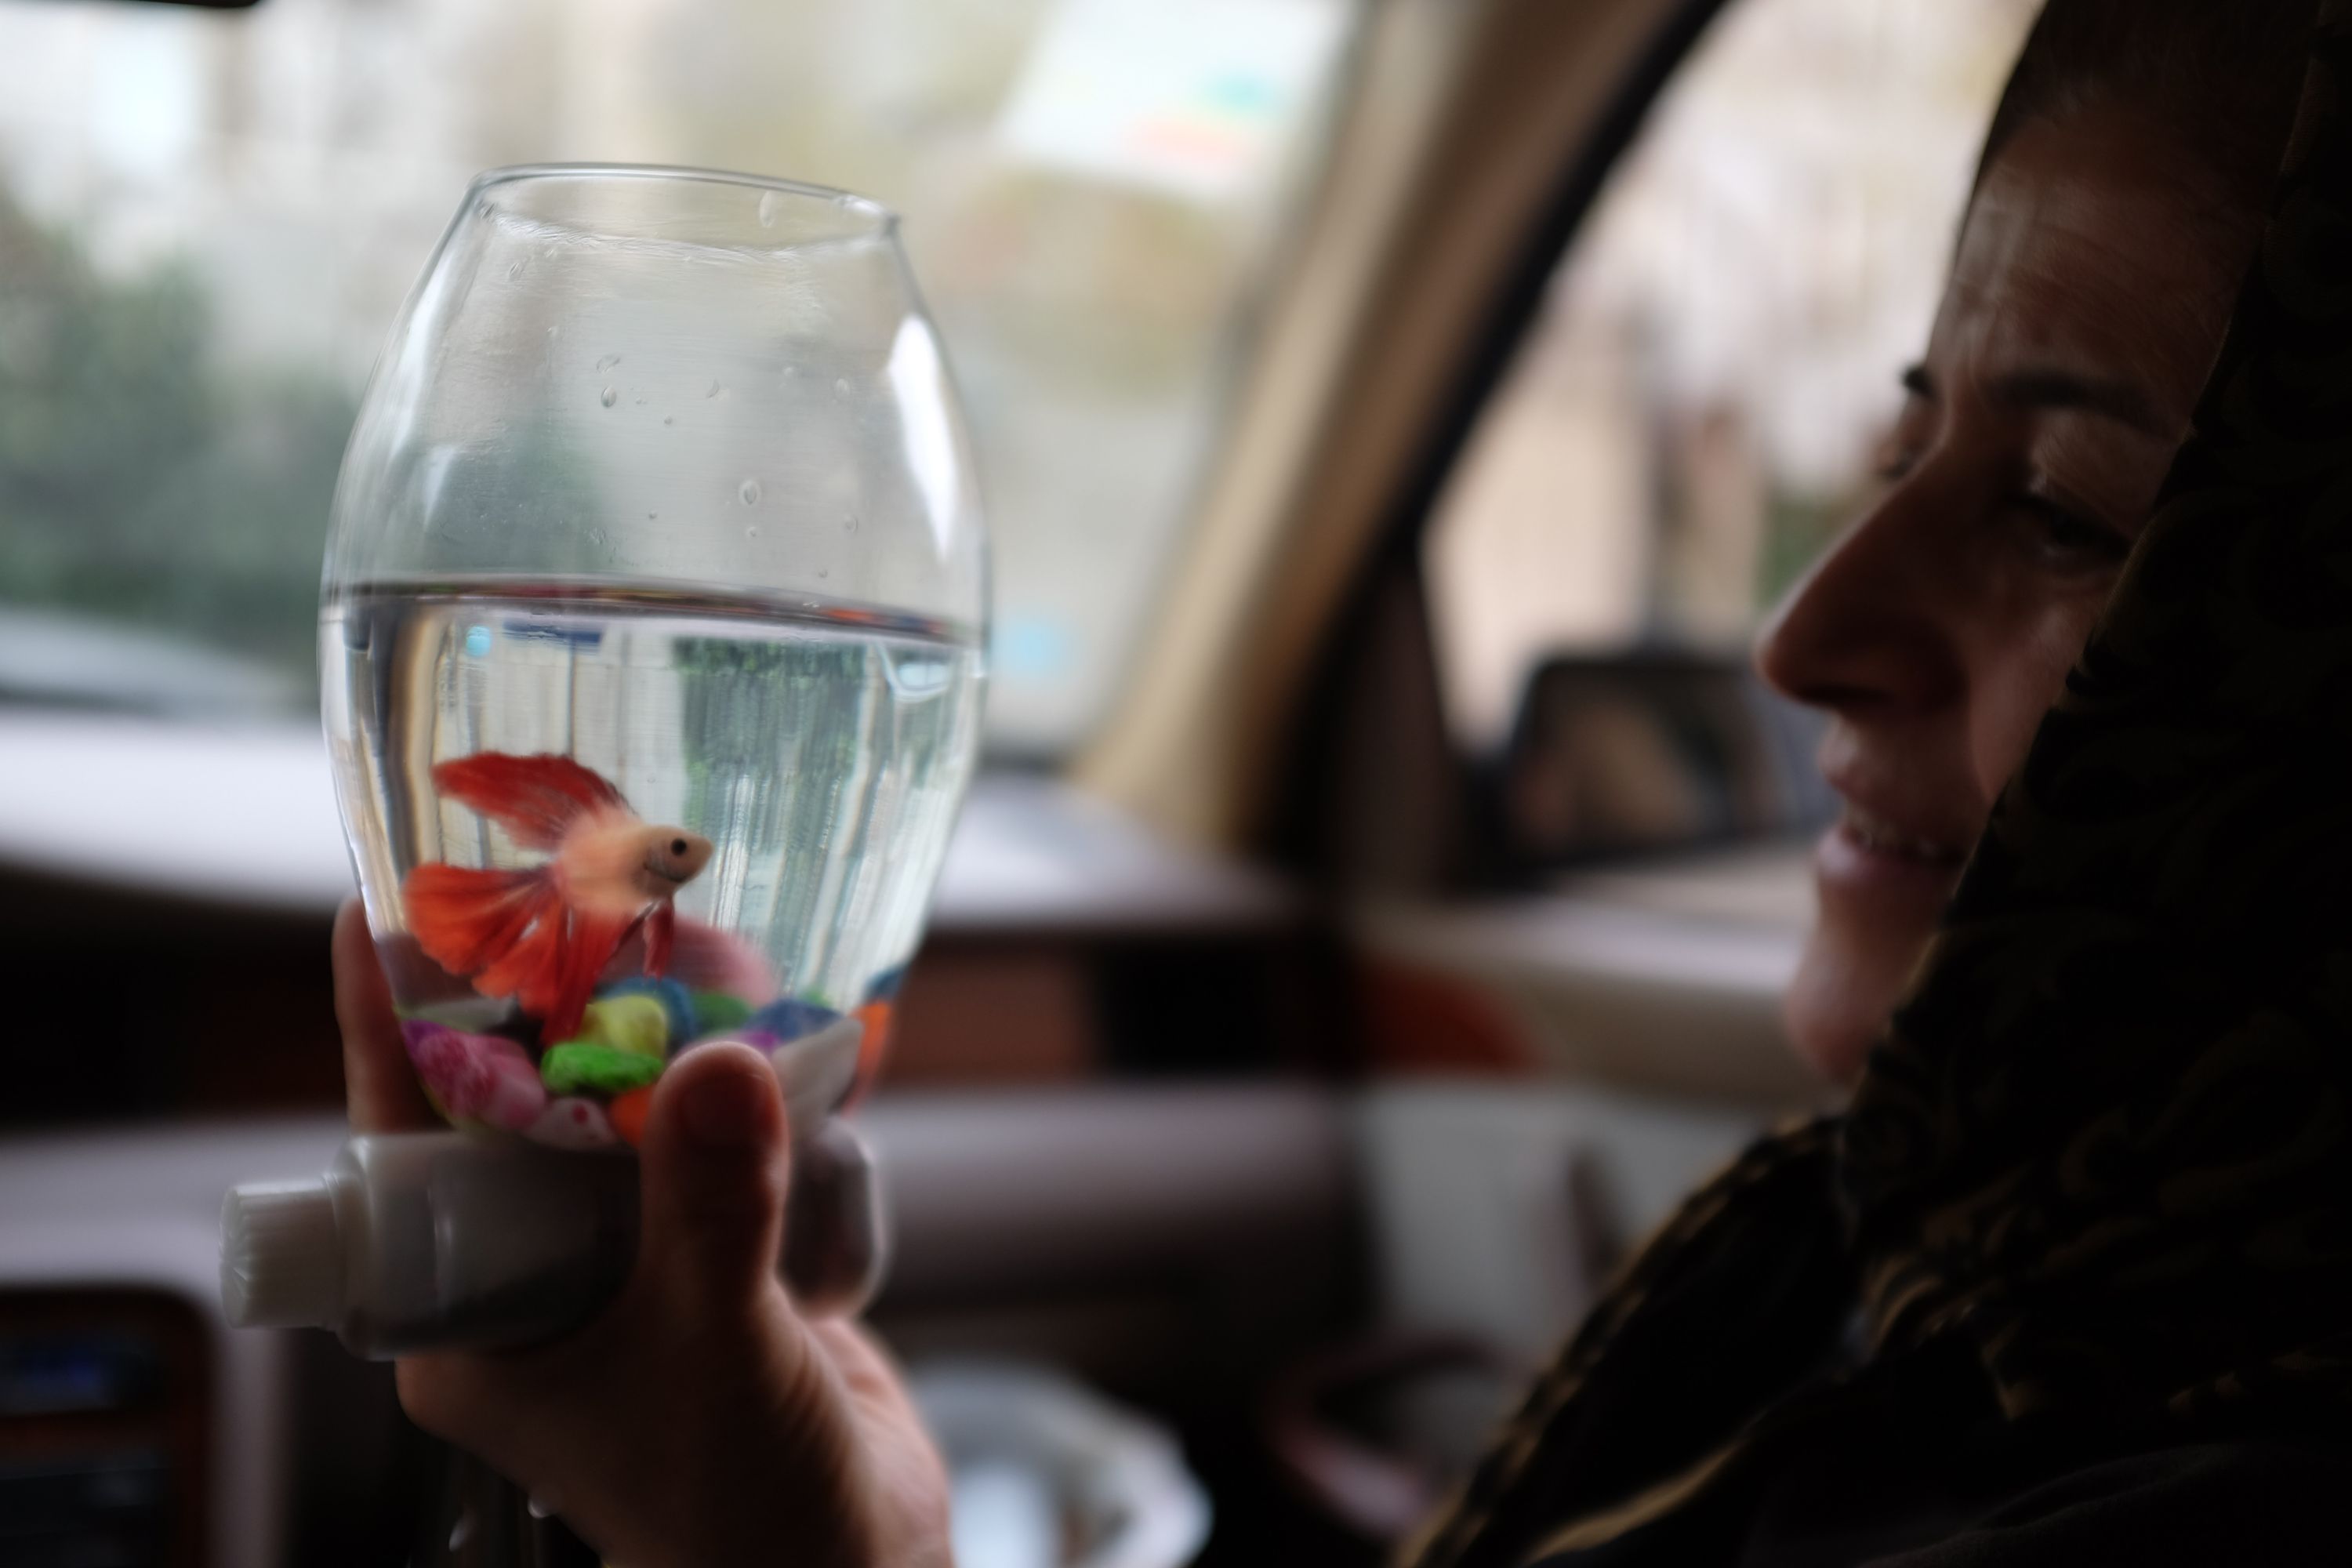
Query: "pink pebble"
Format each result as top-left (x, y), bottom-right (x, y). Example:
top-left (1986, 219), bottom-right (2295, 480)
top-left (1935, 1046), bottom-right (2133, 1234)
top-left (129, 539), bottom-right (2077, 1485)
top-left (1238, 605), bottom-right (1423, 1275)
top-left (528, 1096), bottom-right (618, 1150)
top-left (402, 1022), bottom-right (549, 1133)
top-left (473, 1056), bottom-right (550, 1132)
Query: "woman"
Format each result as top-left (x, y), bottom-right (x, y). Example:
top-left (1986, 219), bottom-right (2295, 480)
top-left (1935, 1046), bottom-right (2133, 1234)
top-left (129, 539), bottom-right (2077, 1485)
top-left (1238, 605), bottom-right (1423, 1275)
top-left (1766, 0), bottom-right (2322, 1087)
top-left (334, 0), bottom-right (2352, 1561)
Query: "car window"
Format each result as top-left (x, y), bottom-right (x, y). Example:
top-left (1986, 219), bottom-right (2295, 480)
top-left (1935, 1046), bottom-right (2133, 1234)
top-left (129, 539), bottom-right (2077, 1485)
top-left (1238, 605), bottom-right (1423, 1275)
top-left (1423, 0), bottom-right (2041, 750)
top-left (0, 0), bottom-right (1362, 753)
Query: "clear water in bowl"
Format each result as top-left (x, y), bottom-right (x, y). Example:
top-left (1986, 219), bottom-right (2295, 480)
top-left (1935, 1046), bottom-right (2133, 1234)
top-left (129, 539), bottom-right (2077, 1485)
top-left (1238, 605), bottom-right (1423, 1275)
top-left (321, 579), bottom-right (982, 1148)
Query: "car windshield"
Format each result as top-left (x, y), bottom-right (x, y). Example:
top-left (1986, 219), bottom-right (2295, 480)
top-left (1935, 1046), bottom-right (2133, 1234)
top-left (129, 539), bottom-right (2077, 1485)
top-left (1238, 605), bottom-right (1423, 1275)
top-left (0, 0), bottom-right (1363, 753)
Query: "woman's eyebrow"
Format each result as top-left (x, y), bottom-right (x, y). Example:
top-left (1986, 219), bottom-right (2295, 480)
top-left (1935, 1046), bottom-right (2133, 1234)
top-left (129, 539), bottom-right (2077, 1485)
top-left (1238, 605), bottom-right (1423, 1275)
top-left (1991, 367), bottom-right (2169, 437)
top-left (1896, 363), bottom-right (2166, 437)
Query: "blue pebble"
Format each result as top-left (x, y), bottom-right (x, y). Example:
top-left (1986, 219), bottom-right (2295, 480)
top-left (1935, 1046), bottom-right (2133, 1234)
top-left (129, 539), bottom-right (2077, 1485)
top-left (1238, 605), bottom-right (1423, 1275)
top-left (601, 976), bottom-right (697, 1043)
top-left (746, 996), bottom-right (842, 1044)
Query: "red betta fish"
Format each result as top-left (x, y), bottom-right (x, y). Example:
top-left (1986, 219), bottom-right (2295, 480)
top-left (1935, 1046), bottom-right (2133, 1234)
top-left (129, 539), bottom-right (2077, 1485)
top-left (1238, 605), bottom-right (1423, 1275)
top-left (403, 753), bottom-right (714, 1042)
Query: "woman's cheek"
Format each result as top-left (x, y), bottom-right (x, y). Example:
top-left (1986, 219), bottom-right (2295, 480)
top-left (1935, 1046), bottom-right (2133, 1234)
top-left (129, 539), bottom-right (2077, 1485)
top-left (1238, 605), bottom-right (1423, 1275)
top-left (1967, 592), bottom-right (2110, 797)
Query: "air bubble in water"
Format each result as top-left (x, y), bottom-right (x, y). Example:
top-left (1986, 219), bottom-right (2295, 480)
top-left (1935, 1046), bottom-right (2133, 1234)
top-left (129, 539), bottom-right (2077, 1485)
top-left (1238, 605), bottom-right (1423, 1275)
top-left (706, 380), bottom-right (723, 398)
top-left (596, 354), bottom-right (622, 372)
top-left (599, 387), bottom-right (617, 408)
top-left (887, 652), bottom-right (953, 698)
top-left (833, 378), bottom-right (850, 397)
top-left (662, 415), bottom-right (675, 426)
top-left (817, 566), bottom-right (830, 579)
top-left (844, 514), bottom-right (859, 532)
top-left (739, 479), bottom-right (762, 506)
top-left (746, 524), bottom-right (762, 540)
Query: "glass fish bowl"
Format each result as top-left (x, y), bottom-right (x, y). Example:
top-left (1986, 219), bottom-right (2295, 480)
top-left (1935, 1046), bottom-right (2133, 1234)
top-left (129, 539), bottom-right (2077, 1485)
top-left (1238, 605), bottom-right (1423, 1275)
top-left (320, 166), bottom-right (985, 1150)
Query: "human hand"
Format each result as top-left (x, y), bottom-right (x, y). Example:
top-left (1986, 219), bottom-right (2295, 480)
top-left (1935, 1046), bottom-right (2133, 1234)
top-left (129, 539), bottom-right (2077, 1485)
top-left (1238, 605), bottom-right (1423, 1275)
top-left (333, 899), bottom-right (952, 1568)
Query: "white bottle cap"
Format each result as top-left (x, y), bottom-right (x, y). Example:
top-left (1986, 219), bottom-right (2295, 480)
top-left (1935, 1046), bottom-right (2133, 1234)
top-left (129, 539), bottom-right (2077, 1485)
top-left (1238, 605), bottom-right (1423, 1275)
top-left (220, 1180), bottom-right (345, 1330)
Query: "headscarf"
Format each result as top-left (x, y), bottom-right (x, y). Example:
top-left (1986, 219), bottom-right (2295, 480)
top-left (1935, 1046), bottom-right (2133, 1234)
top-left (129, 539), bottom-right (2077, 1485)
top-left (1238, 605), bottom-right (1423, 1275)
top-left (1406, 4), bottom-right (2352, 1563)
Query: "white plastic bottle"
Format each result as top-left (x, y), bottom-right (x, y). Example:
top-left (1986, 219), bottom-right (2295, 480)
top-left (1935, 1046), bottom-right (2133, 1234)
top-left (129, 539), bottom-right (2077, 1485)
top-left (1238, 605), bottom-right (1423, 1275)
top-left (221, 1119), bottom-right (884, 1357)
top-left (223, 1015), bottom-right (880, 1356)
top-left (223, 1132), bottom-right (634, 1356)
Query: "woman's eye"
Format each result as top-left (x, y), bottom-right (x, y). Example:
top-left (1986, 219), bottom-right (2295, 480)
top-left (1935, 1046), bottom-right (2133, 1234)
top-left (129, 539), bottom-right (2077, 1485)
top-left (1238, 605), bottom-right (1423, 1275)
top-left (2012, 493), bottom-right (2129, 567)
top-left (1873, 445), bottom-right (1924, 485)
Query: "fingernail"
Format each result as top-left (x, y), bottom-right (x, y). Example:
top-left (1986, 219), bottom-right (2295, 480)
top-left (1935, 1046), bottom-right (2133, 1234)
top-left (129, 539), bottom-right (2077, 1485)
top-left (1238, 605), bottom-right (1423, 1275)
top-left (682, 1066), bottom-right (764, 1148)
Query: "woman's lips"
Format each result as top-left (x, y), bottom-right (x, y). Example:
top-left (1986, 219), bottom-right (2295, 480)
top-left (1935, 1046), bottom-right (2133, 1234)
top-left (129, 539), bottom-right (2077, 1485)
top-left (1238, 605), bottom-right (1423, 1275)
top-left (1815, 804), bottom-right (1970, 905)
top-left (1838, 804), bottom-right (1967, 866)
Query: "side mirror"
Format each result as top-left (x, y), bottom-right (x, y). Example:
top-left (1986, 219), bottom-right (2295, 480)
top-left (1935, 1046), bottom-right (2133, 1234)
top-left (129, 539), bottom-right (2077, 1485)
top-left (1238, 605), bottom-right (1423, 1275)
top-left (1490, 651), bottom-right (1828, 872)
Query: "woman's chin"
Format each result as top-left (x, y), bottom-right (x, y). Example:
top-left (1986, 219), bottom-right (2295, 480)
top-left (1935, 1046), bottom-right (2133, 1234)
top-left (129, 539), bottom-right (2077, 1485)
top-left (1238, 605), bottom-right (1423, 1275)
top-left (1781, 924), bottom-right (1926, 1089)
top-left (1785, 822), bottom-right (1966, 1087)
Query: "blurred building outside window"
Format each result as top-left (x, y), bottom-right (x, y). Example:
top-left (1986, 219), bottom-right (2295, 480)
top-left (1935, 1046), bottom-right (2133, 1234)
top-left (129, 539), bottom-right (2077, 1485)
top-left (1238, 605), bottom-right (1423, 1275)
top-left (1425, 0), bottom-right (2042, 750)
top-left (0, 0), bottom-right (1361, 753)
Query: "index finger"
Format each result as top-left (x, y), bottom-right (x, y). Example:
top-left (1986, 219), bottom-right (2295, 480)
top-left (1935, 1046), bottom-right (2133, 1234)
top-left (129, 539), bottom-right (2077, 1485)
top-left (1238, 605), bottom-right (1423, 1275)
top-left (335, 898), bottom-right (438, 1132)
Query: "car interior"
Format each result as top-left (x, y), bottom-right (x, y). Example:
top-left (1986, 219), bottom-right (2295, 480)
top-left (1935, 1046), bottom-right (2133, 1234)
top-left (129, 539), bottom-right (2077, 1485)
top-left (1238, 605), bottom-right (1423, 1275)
top-left (0, 0), bottom-right (2039, 1563)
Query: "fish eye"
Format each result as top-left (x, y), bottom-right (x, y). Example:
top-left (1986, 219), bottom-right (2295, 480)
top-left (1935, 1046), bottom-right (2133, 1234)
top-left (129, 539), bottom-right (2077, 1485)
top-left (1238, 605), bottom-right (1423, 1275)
top-left (670, 838), bottom-right (688, 856)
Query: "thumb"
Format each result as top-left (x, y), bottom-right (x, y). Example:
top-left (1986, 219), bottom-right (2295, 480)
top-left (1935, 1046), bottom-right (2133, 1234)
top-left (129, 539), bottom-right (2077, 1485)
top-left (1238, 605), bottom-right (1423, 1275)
top-left (333, 898), bottom-right (437, 1133)
top-left (633, 1042), bottom-right (791, 1313)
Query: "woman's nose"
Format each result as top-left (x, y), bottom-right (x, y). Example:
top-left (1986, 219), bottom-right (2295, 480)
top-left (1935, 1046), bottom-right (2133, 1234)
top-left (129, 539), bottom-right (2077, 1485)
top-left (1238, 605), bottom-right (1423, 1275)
top-left (1754, 487), bottom-right (1965, 720)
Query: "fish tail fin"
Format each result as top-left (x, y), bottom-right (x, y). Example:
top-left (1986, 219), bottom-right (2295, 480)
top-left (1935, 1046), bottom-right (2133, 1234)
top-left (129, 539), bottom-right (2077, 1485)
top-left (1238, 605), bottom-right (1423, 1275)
top-left (474, 901), bottom-right (567, 1015)
top-left (432, 752), bottom-right (630, 851)
top-left (535, 911), bottom-right (633, 1043)
top-left (404, 864), bottom-right (559, 979)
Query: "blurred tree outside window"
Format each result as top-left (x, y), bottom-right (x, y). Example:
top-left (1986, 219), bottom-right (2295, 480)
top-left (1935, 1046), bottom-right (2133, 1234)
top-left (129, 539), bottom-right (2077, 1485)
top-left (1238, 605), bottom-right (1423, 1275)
top-left (1424, 0), bottom-right (2041, 750)
top-left (0, 0), bottom-right (1360, 750)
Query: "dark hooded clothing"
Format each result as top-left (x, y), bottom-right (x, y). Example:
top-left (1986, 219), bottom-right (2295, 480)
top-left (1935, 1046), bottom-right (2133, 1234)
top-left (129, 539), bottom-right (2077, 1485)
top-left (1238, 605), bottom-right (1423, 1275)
top-left (1408, 8), bottom-right (2352, 1564)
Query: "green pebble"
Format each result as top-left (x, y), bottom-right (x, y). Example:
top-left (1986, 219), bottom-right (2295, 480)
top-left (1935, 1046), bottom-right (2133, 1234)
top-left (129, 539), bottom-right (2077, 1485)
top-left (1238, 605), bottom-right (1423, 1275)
top-left (578, 995), bottom-right (670, 1058)
top-left (688, 990), bottom-right (753, 1036)
top-left (540, 1043), bottom-right (664, 1097)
